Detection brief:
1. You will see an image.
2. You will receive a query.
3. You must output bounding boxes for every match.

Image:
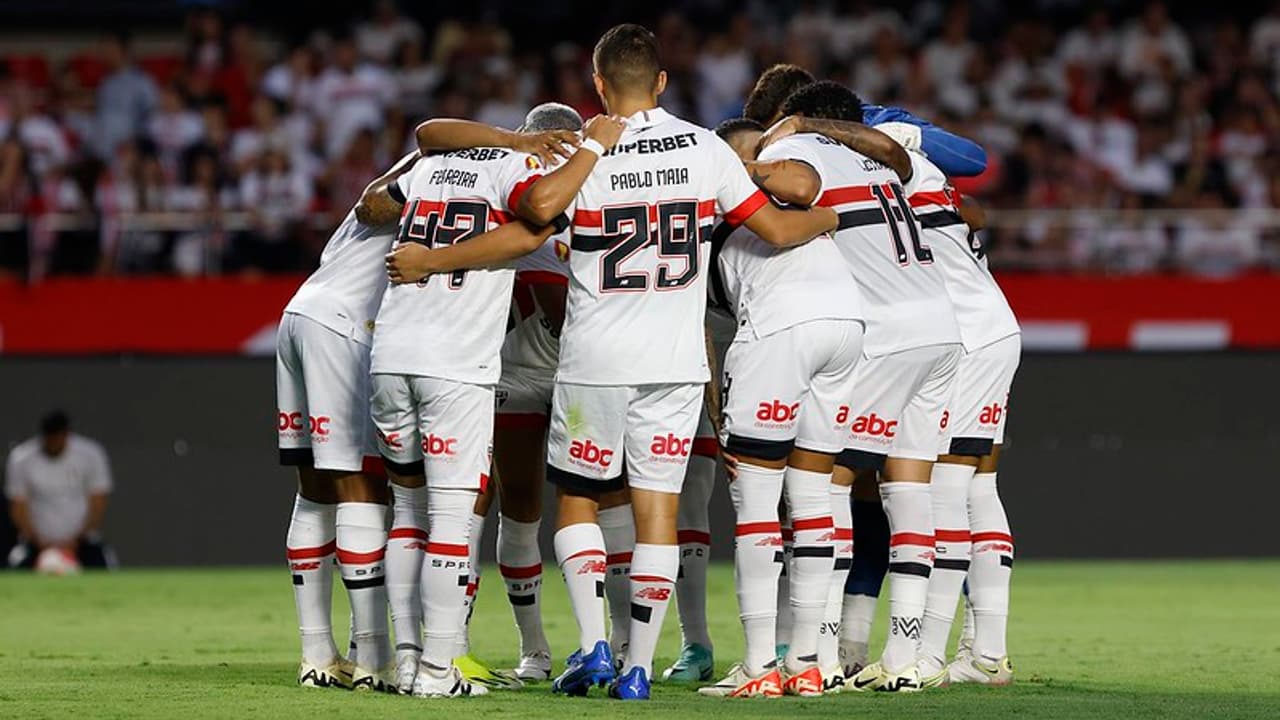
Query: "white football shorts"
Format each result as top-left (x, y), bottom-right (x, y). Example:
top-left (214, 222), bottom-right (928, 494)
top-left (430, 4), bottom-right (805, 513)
top-left (276, 312), bottom-right (378, 473)
top-left (370, 373), bottom-right (494, 491)
top-left (837, 343), bottom-right (962, 469)
top-left (546, 382), bottom-right (703, 495)
top-left (939, 333), bottom-right (1020, 456)
top-left (720, 319), bottom-right (865, 459)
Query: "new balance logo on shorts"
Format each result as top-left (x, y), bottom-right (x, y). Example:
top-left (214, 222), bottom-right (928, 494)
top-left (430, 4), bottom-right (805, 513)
top-left (277, 411), bottom-right (331, 438)
top-left (755, 400), bottom-right (800, 426)
top-left (568, 439), bottom-right (614, 468)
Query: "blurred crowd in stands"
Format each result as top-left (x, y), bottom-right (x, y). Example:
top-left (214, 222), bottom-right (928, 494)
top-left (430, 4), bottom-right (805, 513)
top-left (0, 0), bottom-right (1277, 279)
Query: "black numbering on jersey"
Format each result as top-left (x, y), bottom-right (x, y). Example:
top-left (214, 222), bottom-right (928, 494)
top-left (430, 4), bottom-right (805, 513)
top-left (871, 182), bottom-right (933, 266)
top-left (600, 200), bottom-right (700, 292)
top-left (399, 199), bottom-right (489, 289)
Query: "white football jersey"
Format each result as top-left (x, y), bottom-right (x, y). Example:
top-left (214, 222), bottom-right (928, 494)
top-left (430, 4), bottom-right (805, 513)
top-left (502, 229), bottom-right (571, 372)
top-left (900, 150), bottom-right (1019, 352)
top-left (283, 209), bottom-right (397, 346)
top-left (779, 133), bottom-right (961, 357)
top-left (557, 107), bottom-right (767, 385)
top-left (370, 147), bottom-right (547, 383)
top-left (711, 221), bottom-right (862, 342)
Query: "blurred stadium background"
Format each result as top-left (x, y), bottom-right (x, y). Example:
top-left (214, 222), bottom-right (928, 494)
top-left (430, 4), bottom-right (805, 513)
top-left (0, 0), bottom-right (1278, 565)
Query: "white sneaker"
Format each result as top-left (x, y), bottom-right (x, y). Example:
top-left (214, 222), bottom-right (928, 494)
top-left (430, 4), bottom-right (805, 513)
top-left (848, 662), bottom-right (923, 693)
top-left (396, 650), bottom-right (421, 694)
top-left (820, 664), bottom-right (846, 694)
top-left (838, 640), bottom-right (868, 678)
top-left (298, 658), bottom-right (353, 690)
top-left (352, 663), bottom-right (398, 693)
top-left (698, 663), bottom-right (783, 698)
top-left (411, 662), bottom-right (489, 698)
top-left (917, 657), bottom-right (949, 689)
top-left (947, 655), bottom-right (1013, 686)
top-left (514, 650), bottom-right (552, 682)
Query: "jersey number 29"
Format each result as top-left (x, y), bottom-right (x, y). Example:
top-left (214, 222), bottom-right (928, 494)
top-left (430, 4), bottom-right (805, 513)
top-left (600, 201), bottom-right (700, 292)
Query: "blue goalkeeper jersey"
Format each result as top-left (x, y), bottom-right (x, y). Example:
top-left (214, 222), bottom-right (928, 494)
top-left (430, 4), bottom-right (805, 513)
top-left (861, 104), bottom-right (987, 177)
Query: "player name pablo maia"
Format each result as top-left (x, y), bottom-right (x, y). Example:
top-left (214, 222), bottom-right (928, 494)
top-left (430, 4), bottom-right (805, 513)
top-left (610, 167), bottom-right (690, 191)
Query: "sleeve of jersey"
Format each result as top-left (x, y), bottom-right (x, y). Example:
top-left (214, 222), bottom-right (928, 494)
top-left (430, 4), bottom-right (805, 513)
top-left (864, 105), bottom-right (988, 178)
top-left (387, 172), bottom-right (410, 204)
top-left (716, 142), bottom-right (769, 227)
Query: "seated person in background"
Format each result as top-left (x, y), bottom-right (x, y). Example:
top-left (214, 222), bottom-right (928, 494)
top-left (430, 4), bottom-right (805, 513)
top-left (5, 411), bottom-right (116, 570)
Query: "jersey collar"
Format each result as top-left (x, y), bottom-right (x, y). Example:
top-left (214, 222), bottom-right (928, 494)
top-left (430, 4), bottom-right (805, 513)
top-left (623, 106), bottom-right (672, 129)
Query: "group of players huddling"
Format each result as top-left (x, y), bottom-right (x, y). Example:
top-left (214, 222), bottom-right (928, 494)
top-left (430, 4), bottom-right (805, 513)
top-left (276, 22), bottom-right (1018, 701)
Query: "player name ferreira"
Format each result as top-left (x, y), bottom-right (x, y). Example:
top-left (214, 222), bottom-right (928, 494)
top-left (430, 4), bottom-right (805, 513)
top-left (610, 167), bottom-right (691, 191)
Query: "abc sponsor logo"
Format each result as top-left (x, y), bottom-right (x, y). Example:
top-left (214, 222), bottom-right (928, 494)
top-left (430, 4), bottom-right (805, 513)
top-left (979, 403), bottom-right (1004, 426)
top-left (568, 439), bottom-right (614, 469)
top-left (649, 433), bottom-right (692, 464)
top-left (378, 430), bottom-right (403, 450)
top-left (838, 406), bottom-right (898, 443)
top-left (754, 400), bottom-right (800, 428)
top-left (278, 411), bottom-right (331, 441)
top-left (423, 434), bottom-right (458, 457)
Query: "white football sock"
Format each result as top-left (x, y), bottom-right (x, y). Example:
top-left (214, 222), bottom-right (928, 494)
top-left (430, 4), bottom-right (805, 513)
top-left (776, 511), bottom-right (794, 651)
top-left (554, 522), bottom-right (608, 654)
top-left (968, 471), bottom-right (1013, 661)
top-left (387, 484), bottom-right (427, 660)
top-left (839, 594), bottom-right (878, 661)
top-left (879, 481), bottom-right (934, 672)
top-left (420, 488), bottom-right (476, 669)
top-left (623, 542), bottom-right (679, 677)
top-left (453, 511), bottom-right (486, 658)
top-left (599, 504), bottom-right (635, 657)
top-left (286, 494), bottom-right (338, 666)
top-left (335, 501), bottom-right (390, 670)
top-left (497, 515), bottom-right (549, 656)
top-left (729, 462), bottom-right (785, 676)
top-left (818, 483), bottom-right (853, 668)
top-left (783, 467), bottom-right (835, 672)
top-left (675, 453), bottom-right (715, 650)
top-left (920, 463), bottom-right (975, 669)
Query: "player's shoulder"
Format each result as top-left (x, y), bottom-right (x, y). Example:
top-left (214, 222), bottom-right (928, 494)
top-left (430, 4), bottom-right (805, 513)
top-left (6, 437), bottom-right (39, 465)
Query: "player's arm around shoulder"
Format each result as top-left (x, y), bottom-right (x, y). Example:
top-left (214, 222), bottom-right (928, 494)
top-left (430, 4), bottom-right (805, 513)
top-left (763, 115), bottom-right (913, 185)
top-left (717, 134), bottom-right (837, 248)
top-left (516, 115), bottom-right (626, 227)
top-left (415, 118), bottom-right (578, 168)
top-left (386, 220), bottom-right (556, 285)
top-left (354, 150), bottom-right (421, 225)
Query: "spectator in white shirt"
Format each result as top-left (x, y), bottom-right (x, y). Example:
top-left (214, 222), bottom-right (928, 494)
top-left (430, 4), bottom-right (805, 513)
top-left (354, 0), bottom-right (423, 65)
top-left (1120, 1), bottom-right (1193, 80)
top-left (310, 36), bottom-right (396, 159)
top-left (1058, 7), bottom-right (1120, 72)
top-left (921, 4), bottom-right (976, 90)
top-left (146, 83), bottom-right (204, 178)
top-left (5, 411), bottom-right (115, 569)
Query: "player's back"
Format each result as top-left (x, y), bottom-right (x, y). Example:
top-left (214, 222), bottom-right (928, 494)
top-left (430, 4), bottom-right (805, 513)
top-left (501, 229), bottom-right (570, 372)
top-left (371, 147), bottom-right (539, 384)
top-left (284, 209), bottom-right (397, 346)
top-left (559, 107), bottom-right (765, 386)
top-left (794, 133), bottom-right (960, 356)
top-left (899, 150), bottom-right (1018, 352)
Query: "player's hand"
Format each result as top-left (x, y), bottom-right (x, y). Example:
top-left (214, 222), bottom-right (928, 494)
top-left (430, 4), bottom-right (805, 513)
top-left (721, 449), bottom-right (739, 481)
top-left (514, 129), bottom-right (579, 167)
top-left (583, 114), bottom-right (627, 151)
top-left (756, 115), bottom-right (805, 154)
top-left (386, 243), bottom-right (436, 284)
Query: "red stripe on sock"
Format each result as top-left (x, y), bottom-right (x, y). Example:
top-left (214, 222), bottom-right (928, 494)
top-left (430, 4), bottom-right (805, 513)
top-left (565, 548), bottom-right (606, 561)
top-left (388, 527), bottom-right (428, 541)
top-left (833, 527), bottom-right (853, 540)
top-left (677, 529), bottom-right (711, 545)
top-left (792, 516), bottom-right (834, 531)
top-left (971, 531), bottom-right (1014, 544)
top-left (606, 552), bottom-right (633, 565)
top-left (630, 574), bottom-right (673, 584)
top-left (691, 437), bottom-right (719, 458)
top-left (426, 542), bottom-right (469, 556)
top-left (499, 563), bottom-right (542, 578)
top-left (336, 546), bottom-right (386, 564)
top-left (286, 541), bottom-right (336, 560)
top-left (890, 532), bottom-right (935, 547)
top-left (736, 521), bottom-right (781, 536)
top-left (935, 529), bottom-right (971, 543)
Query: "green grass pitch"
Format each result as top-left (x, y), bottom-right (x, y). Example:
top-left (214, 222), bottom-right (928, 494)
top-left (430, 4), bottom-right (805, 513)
top-left (2, 560), bottom-right (1278, 719)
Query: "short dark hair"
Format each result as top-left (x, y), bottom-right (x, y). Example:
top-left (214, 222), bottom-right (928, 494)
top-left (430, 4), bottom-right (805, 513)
top-left (780, 80), bottom-right (864, 122)
top-left (743, 64), bottom-right (815, 124)
top-left (593, 24), bottom-right (661, 94)
top-left (521, 102), bottom-right (583, 132)
top-left (40, 410), bottom-right (70, 436)
top-left (714, 117), bottom-right (764, 141)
